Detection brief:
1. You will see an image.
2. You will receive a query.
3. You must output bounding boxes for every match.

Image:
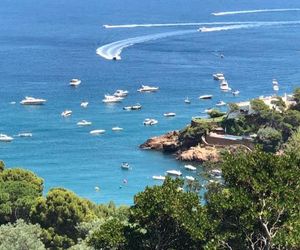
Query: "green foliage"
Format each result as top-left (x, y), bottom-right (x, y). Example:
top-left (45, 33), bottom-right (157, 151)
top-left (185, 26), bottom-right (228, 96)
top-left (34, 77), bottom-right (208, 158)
top-left (271, 96), bottom-right (286, 112)
top-left (250, 98), bottom-right (270, 113)
top-left (0, 219), bottom-right (45, 250)
top-left (208, 109), bottom-right (226, 119)
top-left (228, 103), bottom-right (239, 113)
top-left (0, 161), bottom-right (4, 172)
top-left (256, 126), bottom-right (282, 152)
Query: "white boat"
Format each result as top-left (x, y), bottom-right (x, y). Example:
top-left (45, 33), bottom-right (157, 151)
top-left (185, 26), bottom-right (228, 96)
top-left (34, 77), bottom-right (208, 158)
top-left (184, 97), bottom-right (191, 104)
top-left (80, 101), bottom-right (89, 108)
top-left (90, 129), bottom-right (106, 135)
top-left (220, 80), bottom-right (231, 91)
top-left (94, 186), bottom-right (100, 191)
top-left (20, 97), bottom-right (46, 105)
top-left (152, 175), bottom-right (166, 181)
top-left (213, 73), bottom-right (225, 81)
top-left (273, 79), bottom-right (279, 91)
top-left (164, 112), bottom-right (176, 117)
top-left (61, 110), bottom-right (72, 117)
top-left (0, 134), bottom-right (13, 142)
top-left (210, 169), bottom-right (222, 177)
top-left (123, 104), bottom-right (142, 111)
top-left (143, 118), bottom-right (158, 126)
top-left (121, 162), bottom-right (130, 170)
top-left (112, 127), bottom-right (123, 131)
top-left (166, 170), bottom-right (182, 176)
top-left (102, 94), bottom-right (123, 103)
top-left (216, 101), bottom-right (226, 106)
top-left (185, 176), bottom-right (195, 181)
top-left (77, 120), bottom-right (92, 126)
top-left (199, 95), bottom-right (213, 100)
top-left (232, 90), bottom-right (240, 96)
top-left (114, 90), bottom-right (128, 97)
top-left (137, 85), bottom-right (159, 92)
top-left (69, 79), bottom-right (81, 86)
top-left (18, 133), bottom-right (33, 137)
top-left (184, 165), bottom-right (197, 171)
top-left (198, 26), bottom-right (210, 32)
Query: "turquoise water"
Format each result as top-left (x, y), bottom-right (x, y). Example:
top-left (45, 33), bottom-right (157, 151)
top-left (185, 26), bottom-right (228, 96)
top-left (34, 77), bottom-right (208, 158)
top-left (1, 0), bottom-right (300, 204)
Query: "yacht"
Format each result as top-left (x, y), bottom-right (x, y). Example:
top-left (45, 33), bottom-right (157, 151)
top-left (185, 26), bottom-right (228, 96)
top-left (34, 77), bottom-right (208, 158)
top-left (20, 97), bottom-right (46, 105)
top-left (112, 127), bottom-right (123, 131)
top-left (166, 170), bottom-right (182, 176)
top-left (114, 90), bottom-right (128, 97)
top-left (90, 129), bottom-right (106, 135)
top-left (121, 162), bottom-right (130, 170)
top-left (163, 112), bottom-right (176, 117)
top-left (0, 134), bottom-right (13, 142)
top-left (185, 176), bottom-right (195, 181)
top-left (220, 80), bottom-right (231, 91)
top-left (102, 94), bottom-right (123, 103)
top-left (80, 101), bottom-right (89, 108)
top-left (137, 85), bottom-right (159, 92)
top-left (123, 103), bottom-right (142, 111)
top-left (61, 110), bottom-right (72, 117)
top-left (18, 133), bottom-right (33, 137)
top-left (232, 90), bottom-right (240, 96)
top-left (143, 118), bottom-right (158, 126)
top-left (213, 73), bottom-right (225, 81)
top-left (69, 79), bottom-right (81, 86)
top-left (216, 101), bottom-right (226, 106)
top-left (184, 165), bottom-right (197, 171)
top-left (152, 175), bottom-right (166, 181)
top-left (77, 120), bottom-right (92, 126)
top-left (184, 97), bottom-right (191, 104)
top-left (273, 79), bottom-right (279, 91)
top-left (199, 95), bottom-right (213, 100)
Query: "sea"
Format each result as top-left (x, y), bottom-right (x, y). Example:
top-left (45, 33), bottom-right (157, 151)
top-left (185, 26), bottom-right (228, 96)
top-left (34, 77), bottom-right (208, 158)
top-left (1, 0), bottom-right (300, 205)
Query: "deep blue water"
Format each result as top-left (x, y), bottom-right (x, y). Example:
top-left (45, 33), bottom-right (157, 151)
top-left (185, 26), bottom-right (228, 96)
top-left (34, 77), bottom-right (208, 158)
top-left (1, 0), bottom-right (300, 205)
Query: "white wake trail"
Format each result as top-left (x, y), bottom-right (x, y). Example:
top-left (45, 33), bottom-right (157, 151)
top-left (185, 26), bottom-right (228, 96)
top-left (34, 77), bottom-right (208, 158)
top-left (96, 30), bottom-right (196, 60)
top-left (212, 8), bottom-right (300, 16)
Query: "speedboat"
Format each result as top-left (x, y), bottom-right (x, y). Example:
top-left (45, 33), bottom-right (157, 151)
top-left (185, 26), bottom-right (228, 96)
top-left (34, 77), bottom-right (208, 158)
top-left (216, 101), bottom-right (226, 106)
top-left (77, 120), bottom-right (92, 126)
top-left (0, 134), bottom-right (13, 142)
top-left (232, 90), bottom-right (240, 96)
top-left (137, 85), bottom-right (159, 92)
top-left (152, 175), bottom-right (166, 181)
top-left (184, 165), bottom-right (197, 171)
top-left (17, 133), bottom-right (32, 137)
top-left (80, 101), bottom-right (89, 108)
top-left (184, 97), bottom-right (191, 104)
top-left (61, 110), bottom-right (72, 117)
top-left (102, 94), bottom-right (123, 103)
top-left (121, 162), bottom-right (130, 170)
top-left (273, 79), bottom-right (279, 91)
top-left (112, 127), bottom-right (123, 131)
top-left (198, 26), bottom-right (210, 32)
top-left (164, 112), bottom-right (176, 117)
top-left (220, 80), bottom-right (231, 91)
top-left (69, 79), bottom-right (81, 86)
top-left (199, 95), bottom-right (213, 100)
top-left (20, 97), bottom-right (46, 105)
top-left (90, 129), bottom-right (106, 135)
top-left (114, 90), bottom-right (128, 97)
top-left (166, 170), bottom-right (182, 176)
top-left (143, 118), bottom-right (158, 126)
top-left (213, 73), bottom-right (225, 81)
top-left (123, 104), bottom-right (142, 111)
top-left (185, 176), bottom-right (195, 181)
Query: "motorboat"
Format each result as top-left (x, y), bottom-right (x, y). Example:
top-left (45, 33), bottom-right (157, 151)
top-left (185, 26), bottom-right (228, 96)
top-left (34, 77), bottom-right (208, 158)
top-left (69, 79), bottom-right (81, 86)
top-left (102, 94), bottom-right (123, 103)
top-left (112, 127), bottom-right (123, 131)
top-left (0, 134), bottom-right (13, 142)
top-left (137, 85), bottom-right (159, 92)
top-left (213, 73), bottom-right (225, 81)
top-left (166, 170), bottom-right (182, 176)
top-left (114, 90), bottom-right (128, 97)
top-left (216, 101), bottom-right (226, 106)
top-left (90, 129), bottom-right (106, 135)
top-left (17, 133), bottom-right (33, 137)
top-left (123, 104), bottom-right (142, 111)
top-left (143, 118), bottom-right (158, 126)
top-left (232, 90), bottom-right (240, 96)
top-left (185, 176), bottom-right (195, 181)
top-left (164, 112), bottom-right (176, 117)
top-left (20, 97), bottom-right (46, 105)
top-left (184, 165), bottom-right (197, 171)
top-left (152, 175), bottom-right (166, 181)
top-left (220, 80), bottom-right (231, 91)
top-left (77, 120), bottom-right (92, 126)
top-left (80, 101), bottom-right (89, 108)
top-left (184, 97), bottom-right (191, 104)
top-left (199, 95), bottom-right (213, 100)
top-left (198, 26), bottom-right (210, 32)
top-left (273, 79), bottom-right (279, 91)
top-left (94, 186), bottom-right (100, 191)
top-left (121, 162), bottom-right (130, 170)
top-left (61, 110), bottom-right (72, 117)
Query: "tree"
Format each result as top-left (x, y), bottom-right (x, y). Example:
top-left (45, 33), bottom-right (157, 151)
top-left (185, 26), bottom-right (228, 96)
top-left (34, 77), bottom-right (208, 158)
top-left (208, 109), bottom-right (225, 118)
top-left (0, 161), bottom-right (4, 172)
top-left (0, 219), bottom-right (45, 250)
top-left (250, 99), bottom-right (269, 114)
top-left (206, 148), bottom-right (300, 249)
top-left (256, 127), bottom-right (282, 152)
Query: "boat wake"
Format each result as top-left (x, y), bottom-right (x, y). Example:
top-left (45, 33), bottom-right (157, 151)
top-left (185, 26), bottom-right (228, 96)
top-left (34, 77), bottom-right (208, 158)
top-left (212, 8), bottom-right (300, 16)
top-left (96, 30), bottom-right (196, 60)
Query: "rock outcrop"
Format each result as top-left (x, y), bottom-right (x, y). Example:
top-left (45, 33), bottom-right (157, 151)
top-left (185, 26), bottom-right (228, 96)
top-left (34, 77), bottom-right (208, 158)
top-left (177, 145), bottom-right (221, 163)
